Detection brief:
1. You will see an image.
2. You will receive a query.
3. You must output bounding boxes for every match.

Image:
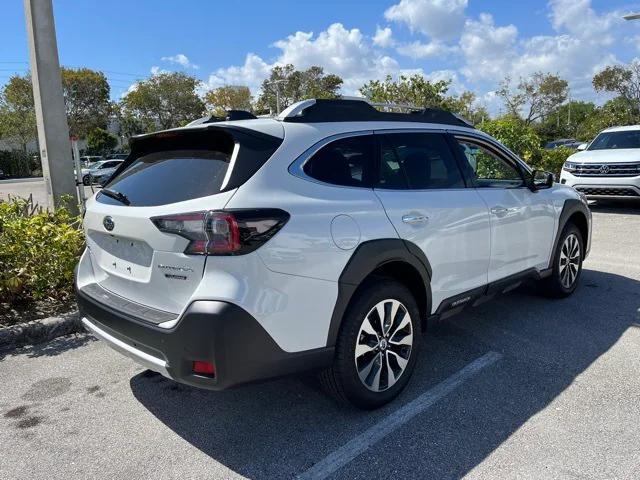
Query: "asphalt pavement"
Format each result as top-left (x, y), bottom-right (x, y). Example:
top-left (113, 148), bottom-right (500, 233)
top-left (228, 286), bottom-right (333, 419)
top-left (0, 178), bottom-right (97, 207)
top-left (0, 199), bottom-right (639, 480)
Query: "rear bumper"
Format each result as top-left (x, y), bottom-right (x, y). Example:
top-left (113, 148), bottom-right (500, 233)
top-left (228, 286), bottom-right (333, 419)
top-left (76, 283), bottom-right (334, 390)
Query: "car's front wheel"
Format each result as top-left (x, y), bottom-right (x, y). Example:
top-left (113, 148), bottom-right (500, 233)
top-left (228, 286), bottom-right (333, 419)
top-left (542, 223), bottom-right (583, 297)
top-left (82, 175), bottom-right (90, 186)
top-left (320, 280), bottom-right (421, 409)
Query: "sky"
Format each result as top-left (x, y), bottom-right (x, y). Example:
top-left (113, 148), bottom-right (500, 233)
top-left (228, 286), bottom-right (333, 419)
top-left (2, 0), bottom-right (640, 114)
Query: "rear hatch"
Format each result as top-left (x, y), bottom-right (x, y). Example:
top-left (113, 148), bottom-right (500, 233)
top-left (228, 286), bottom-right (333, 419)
top-left (82, 124), bottom-right (283, 315)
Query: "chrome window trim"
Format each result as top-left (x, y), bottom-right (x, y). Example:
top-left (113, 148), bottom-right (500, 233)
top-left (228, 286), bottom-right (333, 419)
top-left (220, 141), bottom-right (240, 190)
top-left (288, 130), bottom-right (375, 189)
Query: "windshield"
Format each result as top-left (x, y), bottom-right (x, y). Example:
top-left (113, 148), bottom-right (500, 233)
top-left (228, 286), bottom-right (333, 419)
top-left (588, 131), bottom-right (640, 150)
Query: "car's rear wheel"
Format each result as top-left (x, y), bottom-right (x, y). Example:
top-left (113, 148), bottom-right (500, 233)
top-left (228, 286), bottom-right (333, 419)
top-left (542, 223), bottom-right (583, 297)
top-left (320, 280), bottom-right (421, 409)
top-left (82, 175), bottom-right (90, 186)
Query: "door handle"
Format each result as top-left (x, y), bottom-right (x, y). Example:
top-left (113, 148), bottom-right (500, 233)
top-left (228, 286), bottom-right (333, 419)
top-left (490, 206), bottom-right (508, 215)
top-left (402, 214), bottom-right (429, 225)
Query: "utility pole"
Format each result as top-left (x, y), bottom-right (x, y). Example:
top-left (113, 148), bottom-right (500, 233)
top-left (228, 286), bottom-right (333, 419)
top-left (266, 79), bottom-right (287, 115)
top-left (24, 0), bottom-right (77, 213)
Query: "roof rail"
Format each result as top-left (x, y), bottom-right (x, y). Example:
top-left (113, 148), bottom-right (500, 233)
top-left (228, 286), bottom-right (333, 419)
top-left (277, 98), bottom-right (474, 128)
top-left (187, 109), bottom-right (257, 126)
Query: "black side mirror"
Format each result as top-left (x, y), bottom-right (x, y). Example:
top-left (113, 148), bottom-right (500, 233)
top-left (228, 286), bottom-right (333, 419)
top-left (530, 170), bottom-right (554, 191)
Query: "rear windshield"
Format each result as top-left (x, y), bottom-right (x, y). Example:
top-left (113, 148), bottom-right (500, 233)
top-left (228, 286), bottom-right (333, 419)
top-left (97, 127), bottom-right (281, 207)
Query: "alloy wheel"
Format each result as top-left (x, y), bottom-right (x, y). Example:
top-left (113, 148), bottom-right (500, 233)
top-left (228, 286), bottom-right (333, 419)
top-left (354, 299), bottom-right (413, 392)
top-left (559, 233), bottom-right (581, 289)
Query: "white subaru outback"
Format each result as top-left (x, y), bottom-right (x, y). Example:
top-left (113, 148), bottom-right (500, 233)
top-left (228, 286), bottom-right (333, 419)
top-left (560, 125), bottom-right (640, 198)
top-left (76, 98), bottom-right (591, 409)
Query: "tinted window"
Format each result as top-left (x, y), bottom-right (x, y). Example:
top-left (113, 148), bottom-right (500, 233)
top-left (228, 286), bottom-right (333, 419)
top-left (98, 128), bottom-right (282, 207)
top-left (456, 139), bottom-right (523, 188)
top-left (100, 150), bottom-right (230, 206)
top-left (378, 133), bottom-right (464, 190)
top-left (588, 130), bottom-right (640, 150)
top-left (303, 135), bottom-right (375, 187)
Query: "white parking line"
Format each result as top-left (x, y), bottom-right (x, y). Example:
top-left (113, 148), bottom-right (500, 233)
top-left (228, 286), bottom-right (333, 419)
top-left (298, 351), bottom-right (503, 480)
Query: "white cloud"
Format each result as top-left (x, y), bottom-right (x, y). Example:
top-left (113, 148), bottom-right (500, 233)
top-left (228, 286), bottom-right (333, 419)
top-left (373, 26), bottom-right (394, 47)
top-left (384, 0), bottom-right (468, 41)
top-left (150, 66), bottom-right (170, 75)
top-left (396, 40), bottom-right (457, 59)
top-left (205, 53), bottom-right (272, 92)
top-left (549, 0), bottom-right (618, 42)
top-left (459, 14), bottom-right (518, 81)
top-left (206, 23), bottom-right (401, 95)
top-left (200, 0), bottom-right (631, 114)
top-left (161, 53), bottom-right (199, 69)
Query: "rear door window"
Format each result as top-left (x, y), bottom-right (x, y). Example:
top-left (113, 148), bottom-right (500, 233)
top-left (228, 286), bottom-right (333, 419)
top-left (378, 133), bottom-right (465, 190)
top-left (98, 128), bottom-right (282, 207)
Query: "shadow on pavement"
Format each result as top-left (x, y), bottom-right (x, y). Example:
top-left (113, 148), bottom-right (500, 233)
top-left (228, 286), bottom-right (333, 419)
top-left (130, 269), bottom-right (639, 479)
top-left (0, 333), bottom-right (95, 361)
top-left (589, 198), bottom-right (640, 215)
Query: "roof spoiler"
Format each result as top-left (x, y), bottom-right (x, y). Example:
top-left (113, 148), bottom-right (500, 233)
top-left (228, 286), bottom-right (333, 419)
top-left (187, 110), bottom-right (257, 126)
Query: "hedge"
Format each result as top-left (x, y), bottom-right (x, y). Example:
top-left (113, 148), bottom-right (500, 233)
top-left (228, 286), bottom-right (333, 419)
top-left (0, 196), bottom-right (84, 308)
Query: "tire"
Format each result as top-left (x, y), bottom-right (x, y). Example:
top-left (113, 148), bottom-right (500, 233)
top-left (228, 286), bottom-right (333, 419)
top-left (541, 223), bottom-right (584, 298)
top-left (319, 279), bottom-right (421, 409)
top-left (82, 175), bottom-right (90, 186)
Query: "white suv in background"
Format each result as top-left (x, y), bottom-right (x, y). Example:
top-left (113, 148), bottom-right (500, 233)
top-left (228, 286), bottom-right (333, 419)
top-left (560, 125), bottom-right (640, 198)
top-left (76, 98), bottom-right (591, 409)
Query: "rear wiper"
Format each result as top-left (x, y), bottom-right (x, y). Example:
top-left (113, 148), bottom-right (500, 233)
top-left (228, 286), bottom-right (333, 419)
top-left (100, 188), bottom-right (130, 206)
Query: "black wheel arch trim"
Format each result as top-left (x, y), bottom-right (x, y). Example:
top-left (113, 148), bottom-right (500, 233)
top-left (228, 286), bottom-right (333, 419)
top-left (549, 198), bottom-right (591, 267)
top-left (326, 238), bottom-right (432, 347)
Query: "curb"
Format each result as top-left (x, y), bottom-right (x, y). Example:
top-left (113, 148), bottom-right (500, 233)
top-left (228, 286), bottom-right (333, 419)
top-left (0, 310), bottom-right (83, 351)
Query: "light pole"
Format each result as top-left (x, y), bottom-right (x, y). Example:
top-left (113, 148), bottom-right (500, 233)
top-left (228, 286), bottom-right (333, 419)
top-left (23, 0), bottom-right (77, 213)
top-left (266, 79), bottom-right (287, 115)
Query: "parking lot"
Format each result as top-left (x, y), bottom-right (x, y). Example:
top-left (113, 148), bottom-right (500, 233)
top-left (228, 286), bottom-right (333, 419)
top-left (0, 178), bottom-right (98, 207)
top-left (0, 200), bottom-right (639, 479)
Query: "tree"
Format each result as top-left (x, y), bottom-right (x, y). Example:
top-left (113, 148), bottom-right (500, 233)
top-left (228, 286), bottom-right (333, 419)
top-left (580, 97), bottom-right (637, 140)
top-left (120, 72), bottom-right (206, 130)
top-left (256, 65), bottom-right (343, 113)
top-left (360, 74), bottom-right (451, 109)
top-left (497, 73), bottom-right (569, 124)
top-left (86, 128), bottom-right (118, 156)
top-left (62, 68), bottom-right (112, 138)
top-left (444, 91), bottom-right (490, 125)
top-left (0, 68), bottom-right (112, 149)
top-left (204, 85), bottom-right (252, 116)
top-left (0, 75), bottom-right (37, 152)
top-left (593, 61), bottom-right (640, 115)
top-left (535, 101), bottom-right (597, 143)
top-left (479, 116), bottom-right (541, 161)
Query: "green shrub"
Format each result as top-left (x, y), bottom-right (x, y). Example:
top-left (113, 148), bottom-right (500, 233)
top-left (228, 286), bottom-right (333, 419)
top-left (478, 117), bottom-right (541, 162)
top-left (531, 147), bottom-right (575, 177)
top-left (0, 196), bottom-right (84, 306)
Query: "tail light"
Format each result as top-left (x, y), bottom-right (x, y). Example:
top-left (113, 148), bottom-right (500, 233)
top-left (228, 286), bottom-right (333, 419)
top-left (151, 209), bottom-right (289, 255)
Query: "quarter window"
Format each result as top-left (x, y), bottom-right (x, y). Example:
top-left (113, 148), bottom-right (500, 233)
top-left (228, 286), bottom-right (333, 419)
top-left (378, 133), bottom-right (464, 190)
top-left (303, 135), bottom-right (375, 187)
top-left (455, 139), bottom-right (524, 188)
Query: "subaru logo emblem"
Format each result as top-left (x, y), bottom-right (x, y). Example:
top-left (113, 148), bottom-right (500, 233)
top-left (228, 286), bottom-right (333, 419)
top-left (599, 165), bottom-right (610, 174)
top-left (103, 216), bottom-right (115, 231)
